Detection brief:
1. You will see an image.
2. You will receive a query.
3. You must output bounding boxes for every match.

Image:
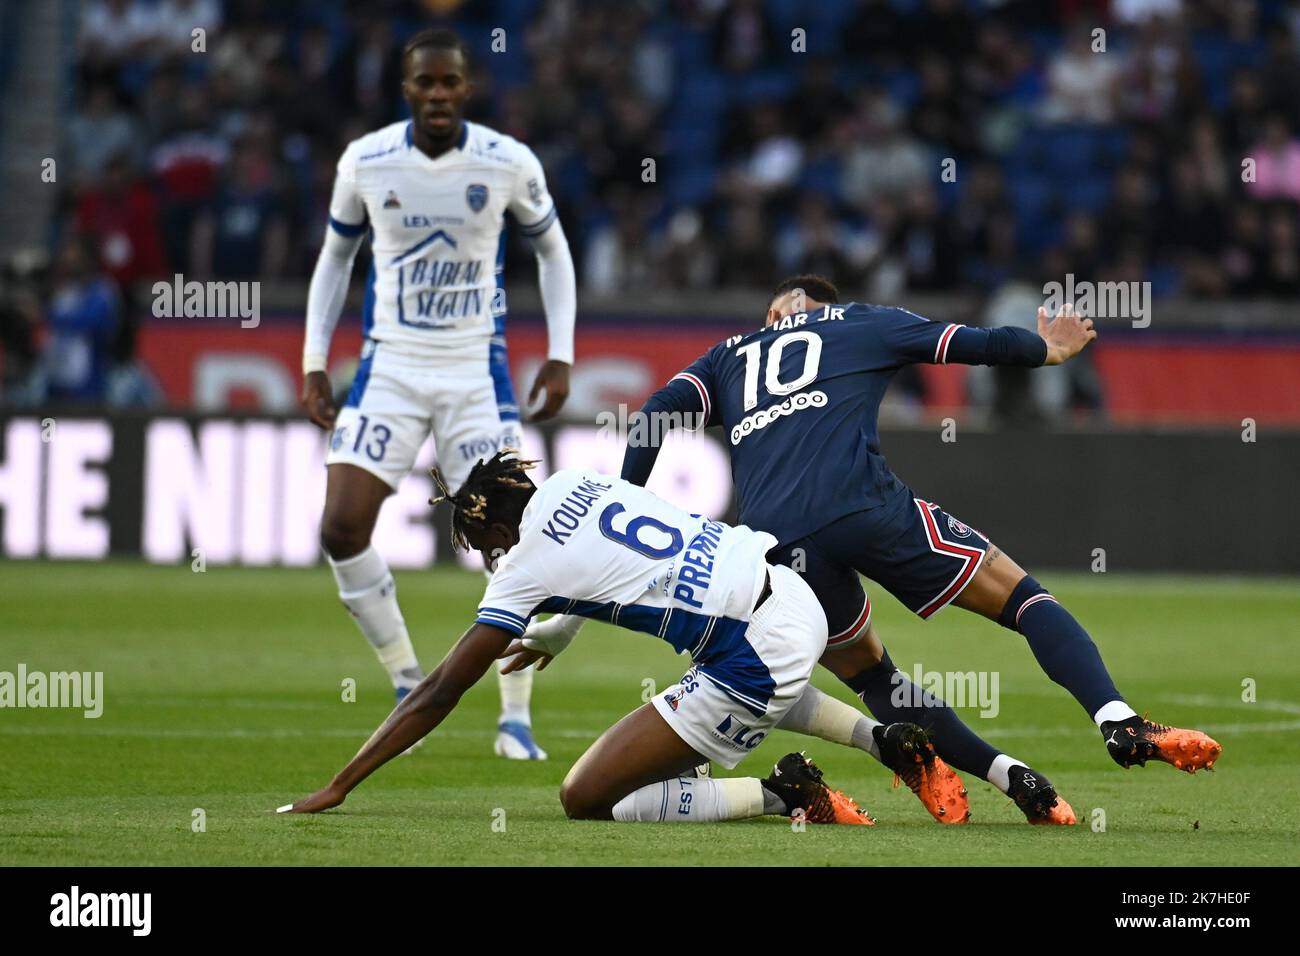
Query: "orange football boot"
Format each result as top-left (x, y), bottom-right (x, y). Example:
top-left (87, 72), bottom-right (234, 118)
top-left (1007, 765), bottom-right (1077, 825)
top-left (763, 752), bottom-right (875, 825)
top-left (1103, 716), bottom-right (1222, 773)
top-left (874, 722), bottom-right (971, 824)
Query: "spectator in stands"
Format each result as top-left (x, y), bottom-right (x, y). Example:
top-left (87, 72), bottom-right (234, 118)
top-left (1188, 114), bottom-right (1231, 201)
top-left (841, 92), bottom-right (930, 213)
top-left (1043, 21), bottom-right (1122, 124)
top-left (659, 208), bottom-right (717, 290)
top-left (1102, 166), bottom-right (1157, 259)
top-left (715, 200), bottom-right (778, 288)
top-left (190, 138), bottom-right (287, 280)
top-left (720, 102), bottom-right (803, 205)
top-left (41, 236), bottom-right (120, 405)
top-left (710, 0), bottom-right (777, 75)
top-left (1118, 16), bottom-right (1200, 124)
top-left (1261, 202), bottom-right (1300, 296)
top-left (67, 87), bottom-right (140, 186)
top-left (1246, 114), bottom-right (1300, 203)
top-left (79, 0), bottom-right (157, 89)
top-left (582, 188), bottom-right (662, 295)
top-left (75, 153), bottom-right (168, 291)
top-left (150, 84), bottom-right (229, 273)
top-left (1222, 202), bottom-right (1267, 294)
top-left (775, 192), bottom-right (869, 284)
top-left (1223, 68), bottom-right (1270, 155)
top-left (842, 0), bottom-right (910, 70)
top-left (910, 52), bottom-right (979, 159)
top-left (54, 0), bottom-right (1300, 332)
top-left (0, 250), bottom-right (47, 405)
top-left (1159, 155), bottom-right (1228, 296)
top-left (895, 183), bottom-right (961, 291)
top-left (153, 0), bottom-right (223, 62)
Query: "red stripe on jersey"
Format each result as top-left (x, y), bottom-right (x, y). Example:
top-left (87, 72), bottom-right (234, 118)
top-left (934, 324), bottom-right (961, 364)
top-left (671, 372), bottom-right (710, 423)
top-left (827, 594), bottom-right (873, 646)
top-left (915, 500), bottom-right (985, 619)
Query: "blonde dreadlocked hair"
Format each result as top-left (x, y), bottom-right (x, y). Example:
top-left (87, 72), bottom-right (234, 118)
top-left (430, 451), bottom-right (539, 551)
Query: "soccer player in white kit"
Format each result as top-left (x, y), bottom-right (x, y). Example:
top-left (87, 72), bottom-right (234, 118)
top-left (300, 30), bottom-right (575, 760)
top-left (281, 453), bottom-right (967, 825)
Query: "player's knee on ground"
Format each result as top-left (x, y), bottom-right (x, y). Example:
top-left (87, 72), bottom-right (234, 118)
top-left (319, 507), bottom-right (374, 559)
top-left (558, 774), bottom-right (611, 820)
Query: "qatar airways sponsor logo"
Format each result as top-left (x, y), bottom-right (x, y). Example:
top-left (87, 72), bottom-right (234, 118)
top-left (729, 390), bottom-right (827, 445)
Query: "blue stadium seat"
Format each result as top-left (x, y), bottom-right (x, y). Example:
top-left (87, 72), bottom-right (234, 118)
top-left (1062, 174), bottom-right (1113, 213)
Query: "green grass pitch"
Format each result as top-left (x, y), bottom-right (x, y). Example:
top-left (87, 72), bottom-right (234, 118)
top-left (2, 561), bottom-right (1297, 866)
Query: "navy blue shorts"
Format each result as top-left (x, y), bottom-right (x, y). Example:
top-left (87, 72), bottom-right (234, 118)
top-left (768, 493), bottom-right (991, 644)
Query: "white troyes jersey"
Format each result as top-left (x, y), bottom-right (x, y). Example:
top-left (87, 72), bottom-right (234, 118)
top-left (477, 471), bottom-right (776, 658)
top-left (328, 119), bottom-right (558, 359)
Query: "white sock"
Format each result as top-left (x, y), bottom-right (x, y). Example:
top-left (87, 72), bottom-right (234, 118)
top-left (1093, 700), bottom-right (1138, 727)
top-left (987, 753), bottom-right (1021, 795)
top-left (612, 776), bottom-right (767, 822)
top-left (330, 546), bottom-right (420, 690)
top-left (497, 657), bottom-right (534, 725)
top-left (776, 684), bottom-right (882, 761)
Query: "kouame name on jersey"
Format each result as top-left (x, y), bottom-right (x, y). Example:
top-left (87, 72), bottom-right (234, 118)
top-left (476, 471), bottom-right (774, 661)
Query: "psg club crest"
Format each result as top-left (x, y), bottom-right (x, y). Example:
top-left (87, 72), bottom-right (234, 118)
top-left (947, 515), bottom-right (972, 537)
top-left (466, 183), bottom-right (488, 213)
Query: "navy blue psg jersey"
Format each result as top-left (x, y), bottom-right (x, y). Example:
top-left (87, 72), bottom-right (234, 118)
top-left (630, 302), bottom-right (1046, 547)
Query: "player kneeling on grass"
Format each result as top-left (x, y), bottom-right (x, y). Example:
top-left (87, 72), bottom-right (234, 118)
top-left (280, 452), bottom-right (966, 824)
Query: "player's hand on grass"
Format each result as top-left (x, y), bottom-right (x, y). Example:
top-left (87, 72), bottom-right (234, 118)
top-left (499, 640), bottom-right (553, 673)
top-left (527, 360), bottom-right (570, 422)
top-left (1038, 303), bottom-right (1097, 365)
top-left (302, 370), bottom-right (338, 430)
top-left (277, 783), bottom-right (346, 814)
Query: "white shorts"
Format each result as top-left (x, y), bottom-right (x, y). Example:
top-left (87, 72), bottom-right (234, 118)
top-left (651, 564), bottom-right (828, 769)
top-left (326, 338), bottom-right (521, 492)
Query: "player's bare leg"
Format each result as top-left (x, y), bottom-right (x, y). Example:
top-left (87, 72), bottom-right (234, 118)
top-left (956, 545), bottom-right (1221, 775)
top-left (320, 463), bottom-right (423, 703)
top-left (560, 703), bottom-right (867, 824)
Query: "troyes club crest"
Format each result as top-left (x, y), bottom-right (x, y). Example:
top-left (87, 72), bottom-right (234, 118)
top-left (466, 183), bottom-right (488, 213)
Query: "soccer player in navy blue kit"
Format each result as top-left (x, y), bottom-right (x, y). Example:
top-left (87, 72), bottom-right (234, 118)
top-left (622, 275), bottom-right (1221, 824)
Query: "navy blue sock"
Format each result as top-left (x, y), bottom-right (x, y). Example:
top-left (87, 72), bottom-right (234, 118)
top-left (999, 575), bottom-right (1124, 719)
top-left (843, 649), bottom-right (999, 779)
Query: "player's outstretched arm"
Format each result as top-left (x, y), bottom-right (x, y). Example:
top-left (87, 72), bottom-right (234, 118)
top-left (1036, 303), bottom-right (1097, 365)
top-left (278, 623), bottom-right (512, 813)
top-left (620, 374), bottom-right (713, 486)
